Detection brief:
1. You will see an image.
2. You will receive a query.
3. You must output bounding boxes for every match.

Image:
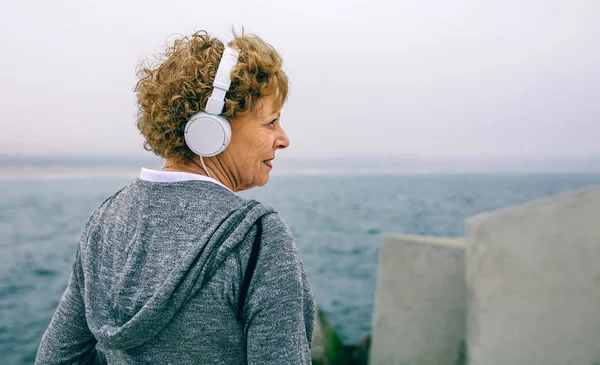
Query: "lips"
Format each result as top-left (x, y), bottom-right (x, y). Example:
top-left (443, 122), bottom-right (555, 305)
top-left (263, 158), bottom-right (274, 168)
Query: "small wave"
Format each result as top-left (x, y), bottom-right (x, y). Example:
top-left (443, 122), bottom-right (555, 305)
top-left (33, 268), bottom-right (58, 277)
top-left (366, 228), bottom-right (381, 235)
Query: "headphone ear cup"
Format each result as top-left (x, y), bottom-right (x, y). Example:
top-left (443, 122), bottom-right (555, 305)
top-left (184, 112), bottom-right (231, 157)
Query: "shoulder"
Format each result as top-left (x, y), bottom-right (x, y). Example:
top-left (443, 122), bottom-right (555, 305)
top-left (87, 186), bottom-right (126, 222)
top-left (80, 184), bottom-right (130, 241)
top-left (254, 210), bottom-right (302, 265)
top-left (255, 208), bottom-right (295, 251)
top-left (261, 211), bottom-right (293, 239)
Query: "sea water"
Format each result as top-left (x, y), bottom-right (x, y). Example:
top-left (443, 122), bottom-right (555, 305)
top-left (1, 172), bottom-right (600, 364)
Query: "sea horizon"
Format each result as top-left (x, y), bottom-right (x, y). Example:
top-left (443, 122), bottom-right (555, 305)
top-left (2, 153), bottom-right (600, 179)
top-left (3, 164), bottom-right (600, 182)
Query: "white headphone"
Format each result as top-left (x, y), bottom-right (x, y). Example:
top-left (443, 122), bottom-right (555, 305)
top-left (184, 46), bottom-right (240, 157)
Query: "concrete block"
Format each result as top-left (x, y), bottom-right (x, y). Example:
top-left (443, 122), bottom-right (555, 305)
top-left (370, 234), bottom-right (467, 365)
top-left (466, 185), bottom-right (600, 365)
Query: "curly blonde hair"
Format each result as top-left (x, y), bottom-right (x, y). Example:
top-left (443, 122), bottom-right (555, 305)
top-left (134, 30), bottom-right (288, 160)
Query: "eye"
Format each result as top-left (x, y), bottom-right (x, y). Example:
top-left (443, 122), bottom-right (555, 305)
top-left (267, 118), bottom-right (278, 127)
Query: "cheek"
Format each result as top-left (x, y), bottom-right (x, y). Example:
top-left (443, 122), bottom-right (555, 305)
top-left (231, 128), bottom-right (274, 170)
top-left (252, 133), bottom-right (273, 157)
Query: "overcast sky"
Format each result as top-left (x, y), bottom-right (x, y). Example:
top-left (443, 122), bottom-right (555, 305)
top-left (0, 0), bottom-right (598, 161)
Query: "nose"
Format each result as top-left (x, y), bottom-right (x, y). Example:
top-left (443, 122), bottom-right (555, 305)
top-left (276, 126), bottom-right (290, 150)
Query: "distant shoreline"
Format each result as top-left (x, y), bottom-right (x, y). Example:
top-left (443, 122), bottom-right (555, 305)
top-left (1, 164), bottom-right (600, 181)
top-left (2, 154), bottom-right (600, 177)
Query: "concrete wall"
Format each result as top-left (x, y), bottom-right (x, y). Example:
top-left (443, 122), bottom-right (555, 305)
top-left (370, 234), bottom-right (467, 365)
top-left (466, 186), bottom-right (600, 365)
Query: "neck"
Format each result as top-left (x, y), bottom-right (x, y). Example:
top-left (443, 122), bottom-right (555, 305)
top-left (163, 156), bottom-right (239, 192)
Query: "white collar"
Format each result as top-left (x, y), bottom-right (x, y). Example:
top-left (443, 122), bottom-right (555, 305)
top-left (139, 167), bottom-right (233, 193)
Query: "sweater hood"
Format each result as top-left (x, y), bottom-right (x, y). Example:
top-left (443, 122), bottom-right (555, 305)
top-left (78, 180), bottom-right (274, 350)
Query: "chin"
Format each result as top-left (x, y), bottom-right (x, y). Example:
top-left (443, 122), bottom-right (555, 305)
top-left (255, 173), bottom-right (270, 187)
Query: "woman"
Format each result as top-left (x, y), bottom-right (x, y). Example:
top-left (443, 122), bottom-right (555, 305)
top-left (35, 30), bottom-right (315, 364)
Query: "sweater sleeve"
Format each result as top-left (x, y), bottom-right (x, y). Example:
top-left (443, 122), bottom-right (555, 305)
top-left (35, 245), bottom-right (107, 365)
top-left (241, 213), bottom-right (315, 365)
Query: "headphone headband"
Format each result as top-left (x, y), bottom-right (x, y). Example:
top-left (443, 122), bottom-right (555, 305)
top-left (205, 46), bottom-right (240, 115)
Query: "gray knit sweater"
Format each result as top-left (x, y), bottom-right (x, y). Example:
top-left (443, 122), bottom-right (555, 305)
top-left (35, 178), bottom-right (315, 364)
